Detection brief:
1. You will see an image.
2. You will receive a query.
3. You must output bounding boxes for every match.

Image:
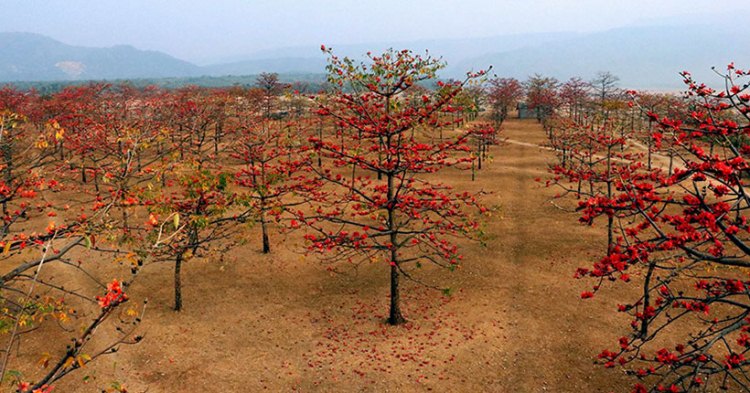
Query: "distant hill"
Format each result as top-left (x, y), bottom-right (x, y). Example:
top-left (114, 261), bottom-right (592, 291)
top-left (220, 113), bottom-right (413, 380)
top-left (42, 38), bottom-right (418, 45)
top-left (201, 32), bottom-right (581, 77)
top-left (202, 26), bottom-right (750, 90)
top-left (2, 25), bottom-right (749, 90)
top-left (203, 57), bottom-right (328, 76)
top-left (0, 32), bottom-right (201, 81)
top-left (452, 25), bottom-right (750, 90)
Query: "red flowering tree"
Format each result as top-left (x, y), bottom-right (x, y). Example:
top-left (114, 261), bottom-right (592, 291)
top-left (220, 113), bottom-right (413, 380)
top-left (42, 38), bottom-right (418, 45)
top-left (298, 47), bottom-right (488, 325)
top-left (547, 116), bottom-right (642, 253)
top-left (577, 64), bottom-right (750, 391)
top-left (559, 77), bottom-right (592, 123)
top-left (525, 74), bottom-right (560, 123)
top-left (256, 72), bottom-right (287, 119)
top-left (145, 167), bottom-right (240, 311)
top-left (487, 77), bottom-right (523, 126)
top-left (467, 122), bottom-right (499, 181)
top-left (48, 85), bottom-right (101, 187)
top-left (14, 279), bottom-right (142, 393)
top-left (231, 110), bottom-right (317, 253)
top-left (0, 103), bottom-right (142, 392)
top-left (50, 85), bottom-right (167, 238)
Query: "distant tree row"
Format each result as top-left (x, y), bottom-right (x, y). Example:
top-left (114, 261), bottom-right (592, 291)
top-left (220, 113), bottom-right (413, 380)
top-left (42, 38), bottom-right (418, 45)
top-left (484, 71), bottom-right (625, 125)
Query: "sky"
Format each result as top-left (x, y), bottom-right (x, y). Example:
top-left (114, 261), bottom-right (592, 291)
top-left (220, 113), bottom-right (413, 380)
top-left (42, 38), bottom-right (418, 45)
top-left (1, 1), bottom-right (747, 65)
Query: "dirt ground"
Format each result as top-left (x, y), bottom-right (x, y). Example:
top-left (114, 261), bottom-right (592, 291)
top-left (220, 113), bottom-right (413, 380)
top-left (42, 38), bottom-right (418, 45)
top-left (22, 118), bottom-right (644, 392)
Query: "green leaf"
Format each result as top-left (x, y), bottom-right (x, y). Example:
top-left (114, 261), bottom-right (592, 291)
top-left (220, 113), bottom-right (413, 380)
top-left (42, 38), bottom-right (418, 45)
top-left (217, 173), bottom-right (228, 191)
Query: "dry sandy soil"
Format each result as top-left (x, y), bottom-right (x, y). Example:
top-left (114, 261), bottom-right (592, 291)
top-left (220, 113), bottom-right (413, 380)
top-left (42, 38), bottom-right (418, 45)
top-left (19, 118), bottom-right (644, 392)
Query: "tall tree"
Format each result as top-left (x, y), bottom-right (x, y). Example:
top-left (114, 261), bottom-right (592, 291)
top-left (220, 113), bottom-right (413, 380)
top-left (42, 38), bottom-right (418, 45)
top-left (487, 77), bottom-right (523, 126)
top-left (299, 47), bottom-right (488, 325)
top-left (590, 71), bottom-right (620, 117)
top-left (525, 74), bottom-right (560, 122)
top-left (559, 77), bottom-right (591, 122)
top-left (255, 72), bottom-right (286, 118)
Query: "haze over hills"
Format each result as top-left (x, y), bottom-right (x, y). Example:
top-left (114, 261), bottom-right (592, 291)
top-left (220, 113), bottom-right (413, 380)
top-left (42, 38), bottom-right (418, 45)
top-left (455, 25), bottom-right (750, 90)
top-left (205, 32), bottom-right (580, 77)
top-left (0, 32), bottom-right (201, 82)
top-left (2, 22), bottom-right (749, 90)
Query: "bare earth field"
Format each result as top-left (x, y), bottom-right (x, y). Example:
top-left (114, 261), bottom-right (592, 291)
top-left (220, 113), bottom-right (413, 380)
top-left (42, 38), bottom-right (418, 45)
top-left (29, 118), bottom-right (644, 392)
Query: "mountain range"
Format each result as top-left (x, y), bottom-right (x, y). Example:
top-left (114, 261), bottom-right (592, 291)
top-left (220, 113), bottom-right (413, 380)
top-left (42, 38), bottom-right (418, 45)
top-left (0, 32), bottom-right (200, 82)
top-left (1, 23), bottom-right (749, 90)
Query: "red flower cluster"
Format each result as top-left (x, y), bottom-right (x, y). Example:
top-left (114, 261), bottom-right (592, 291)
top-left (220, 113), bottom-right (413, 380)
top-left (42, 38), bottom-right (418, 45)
top-left (96, 279), bottom-right (128, 309)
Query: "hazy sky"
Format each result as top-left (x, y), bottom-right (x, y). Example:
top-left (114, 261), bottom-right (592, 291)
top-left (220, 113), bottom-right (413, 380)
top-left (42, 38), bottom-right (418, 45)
top-left (1, 1), bottom-right (747, 64)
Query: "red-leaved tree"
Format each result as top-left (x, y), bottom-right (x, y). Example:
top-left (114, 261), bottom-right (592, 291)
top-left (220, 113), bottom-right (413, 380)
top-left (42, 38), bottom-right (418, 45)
top-left (297, 47), bottom-right (488, 325)
top-left (487, 77), bottom-right (523, 127)
top-left (578, 64), bottom-right (750, 391)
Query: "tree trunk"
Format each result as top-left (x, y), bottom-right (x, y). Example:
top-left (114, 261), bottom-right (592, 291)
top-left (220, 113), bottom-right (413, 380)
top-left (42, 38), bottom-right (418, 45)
top-left (122, 207), bottom-right (129, 234)
top-left (668, 150), bottom-right (674, 177)
top-left (388, 262), bottom-right (406, 325)
top-left (607, 213), bottom-right (614, 255)
top-left (174, 252), bottom-right (183, 311)
top-left (260, 208), bottom-right (270, 254)
top-left (607, 145), bottom-right (613, 255)
top-left (214, 121), bottom-right (223, 155)
top-left (647, 119), bottom-right (653, 171)
top-left (1, 139), bottom-right (9, 215)
top-left (260, 161), bottom-right (271, 253)
top-left (386, 159), bottom-right (406, 325)
top-left (318, 120), bottom-right (324, 168)
top-left (379, 100), bottom-right (388, 180)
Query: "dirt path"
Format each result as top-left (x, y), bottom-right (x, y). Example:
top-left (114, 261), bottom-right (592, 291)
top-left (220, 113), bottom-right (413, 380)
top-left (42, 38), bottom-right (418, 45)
top-left (459, 119), bottom-right (634, 392)
top-left (43, 118), bottom-right (637, 392)
top-left (503, 138), bottom-right (556, 152)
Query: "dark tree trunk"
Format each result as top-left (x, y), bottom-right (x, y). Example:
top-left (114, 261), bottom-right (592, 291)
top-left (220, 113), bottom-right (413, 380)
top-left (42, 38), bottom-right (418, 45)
top-left (606, 145), bottom-right (614, 255)
top-left (214, 121), bottom-right (223, 155)
top-left (388, 262), bottom-right (406, 325)
top-left (386, 159), bottom-right (406, 326)
top-left (93, 168), bottom-right (99, 192)
top-left (260, 208), bottom-right (270, 254)
top-left (174, 252), bottom-right (183, 311)
top-left (121, 207), bottom-right (129, 234)
top-left (2, 140), bottom-right (12, 190)
top-left (607, 213), bottom-right (614, 255)
top-left (377, 137), bottom-right (383, 180)
top-left (260, 161), bottom-right (271, 253)
top-left (317, 120), bottom-right (324, 168)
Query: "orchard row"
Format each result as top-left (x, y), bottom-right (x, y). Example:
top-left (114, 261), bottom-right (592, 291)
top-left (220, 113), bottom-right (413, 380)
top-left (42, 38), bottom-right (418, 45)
top-left (542, 65), bottom-right (750, 392)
